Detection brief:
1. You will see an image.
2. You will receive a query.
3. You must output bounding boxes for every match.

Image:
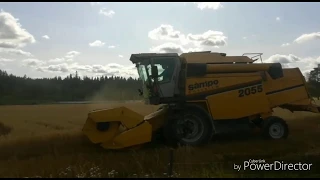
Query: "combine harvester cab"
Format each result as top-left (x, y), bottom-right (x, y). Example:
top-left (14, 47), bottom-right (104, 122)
top-left (82, 51), bottom-right (320, 150)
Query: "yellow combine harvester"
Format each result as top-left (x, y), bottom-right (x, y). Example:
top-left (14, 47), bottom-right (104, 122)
top-left (82, 52), bottom-right (320, 149)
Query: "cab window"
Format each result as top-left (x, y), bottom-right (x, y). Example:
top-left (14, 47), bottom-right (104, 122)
top-left (151, 57), bottom-right (176, 83)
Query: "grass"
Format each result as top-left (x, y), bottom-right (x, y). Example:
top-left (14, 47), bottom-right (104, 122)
top-left (0, 101), bottom-right (320, 178)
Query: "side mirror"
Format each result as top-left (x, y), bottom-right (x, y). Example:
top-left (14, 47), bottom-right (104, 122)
top-left (151, 65), bottom-right (158, 78)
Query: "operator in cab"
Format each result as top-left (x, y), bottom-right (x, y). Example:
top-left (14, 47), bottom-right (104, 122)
top-left (158, 61), bottom-right (175, 82)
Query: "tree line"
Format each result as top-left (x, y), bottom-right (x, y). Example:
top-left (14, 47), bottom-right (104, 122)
top-left (0, 66), bottom-right (319, 105)
top-left (0, 70), bottom-right (142, 105)
top-left (306, 66), bottom-right (320, 99)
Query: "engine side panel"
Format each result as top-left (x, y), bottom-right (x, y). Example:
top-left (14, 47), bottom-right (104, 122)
top-left (185, 73), bottom-right (263, 98)
top-left (263, 68), bottom-right (310, 108)
top-left (185, 67), bottom-right (312, 120)
top-left (205, 81), bottom-right (271, 120)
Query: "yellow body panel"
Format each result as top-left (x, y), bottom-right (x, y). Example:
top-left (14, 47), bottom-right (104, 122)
top-left (206, 83), bottom-right (271, 119)
top-left (185, 66), bottom-right (318, 120)
top-left (88, 106), bottom-right (144, 129)
top-left (101, 121), bottom-right (152, 149)
top-left (186, 74), bottom-right (262, 96)
top-left (143, 106), bottom-right (168, 131)
top-left (263, 68), bottom-right (306, 92)
top-left (82, 120), bottom-right (120, 144)
top-left (205, 63), bottom-right (275, 73)
top-left (267, 86), bottom-right (308, 107)
top-left (180, 52), bottom-right (254, 64)
top-left (264, 68), bottom-right (310, 107)
top-left (82, 106), bottom-right (168, 149)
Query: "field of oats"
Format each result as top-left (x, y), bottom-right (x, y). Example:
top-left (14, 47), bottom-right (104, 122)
top-left (0, 101), bottom-right (320, 178)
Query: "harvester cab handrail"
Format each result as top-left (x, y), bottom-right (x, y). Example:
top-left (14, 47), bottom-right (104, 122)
top-left (242, 53), bottom-right (263, 63)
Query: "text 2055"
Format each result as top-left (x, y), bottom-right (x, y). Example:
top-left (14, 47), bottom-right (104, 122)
top-left (238, 84), bottom-right (263, 97)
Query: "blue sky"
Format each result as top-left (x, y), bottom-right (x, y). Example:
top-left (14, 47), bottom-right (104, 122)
top-left (0, 2), bottom-right (319, 78)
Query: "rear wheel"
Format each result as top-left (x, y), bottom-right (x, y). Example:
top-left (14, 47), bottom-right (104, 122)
top-left (262, 116), bottom-right (289, 139)
top-left (163, 108), bottom-right (214, 147)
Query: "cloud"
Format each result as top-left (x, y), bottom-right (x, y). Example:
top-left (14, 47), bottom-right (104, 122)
top-left (89, 40), bottom-right (105, 47)
top-left (194, 2), bottom-right (223, 10)
top-left (0, 41), bottom-right (19, 48)
top-left (0, 10), bottom-right (35, 48)
top-left (20, 47), bottom-right (137, 78)
top-left (150, 43), bottom-right (184, 54)
top-left (65, 51), bottom-right (80, 59)
top-left (118, 55), bottom-right (123, 58)
top-left (242, 35), bottom-right (256, 40)
top-left (281, 43), bottom-right (290, 47)
top-left (264, 54), bottom-right (320, 75)
top-left (48, 58), bottom-right (65, 63)
top-left (0, 10), bottom-right (35, 60)
top-left (265, 54), bottom-right (300, 65)
top-left (293, 32), bottom-right (320, 44)
top-left (42, 35), bottom-right (50, 40)
top-left (0, 57), bottom-right (14, 62)
top-left (99, 8), bottom-right (115, 18)
top-left (150, 42), bottom-right (203, 54)
top-left (90, 2), bottom-right (102, 6)
top-left (38, 63), bottom-right (69, 73)
top-left (108, 45), bottom-right (116, 48)
top-left (32, 53), bottom-right (319, 79)
top-left (22, 59), bottom-right (46, 67)
top-left (48, 51), bottom-right (80, 63)
top-left (34, 62), bottom-right (138, 79)
top-left (187, 30), bottom-right (227, 47)
top-left (276, 17), bottom-right (280, 21)
top-left (0, 48), bottom-right (32, 57)
top-left (148, 24), bottom-right (227, 53)
top-left (148, 24), bottom-right (187, 44)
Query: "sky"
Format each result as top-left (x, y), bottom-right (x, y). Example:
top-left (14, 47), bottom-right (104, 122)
top-left (0, 2), bottom-right (320, 79)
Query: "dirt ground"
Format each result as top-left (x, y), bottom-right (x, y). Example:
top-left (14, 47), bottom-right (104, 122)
top-left (0, 101), bottom-right (319, 178)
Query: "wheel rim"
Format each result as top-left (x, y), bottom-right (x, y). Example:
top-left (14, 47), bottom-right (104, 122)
top-left (269, 122), bottom-right (285, 139)
top-left (176, 114), bottom-right (205, 143)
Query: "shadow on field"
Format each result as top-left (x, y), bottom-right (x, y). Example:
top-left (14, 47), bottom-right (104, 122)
top-left (0, 122), bottom-right (12, 136)
top-left (0, 129), bottom-right (296, 162)
top-left (146, 131), bottom-right (263, 149)
top-left (0, 128), bottom-right (319, 178)
top-left (0, 132), bottom-right (104, 161)
top-left (0, 130), bottom-right (261, 160)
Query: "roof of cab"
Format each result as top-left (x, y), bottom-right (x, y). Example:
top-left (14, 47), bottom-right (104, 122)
top-left (129, 51), bottom-right (254, 64)
top-left (129, 53), bottom-right (179, 63)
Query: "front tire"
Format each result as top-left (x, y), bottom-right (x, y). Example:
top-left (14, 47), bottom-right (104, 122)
top-left (163, 108), bottom-right (214, 147)
top-left (262, 116), bottom-right (289, 139)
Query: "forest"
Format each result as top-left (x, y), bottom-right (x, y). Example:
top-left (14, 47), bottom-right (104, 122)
top-left (0, 66), bottom-right (319, 105)
top-left (0, 70), bottom-right (142, 105)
